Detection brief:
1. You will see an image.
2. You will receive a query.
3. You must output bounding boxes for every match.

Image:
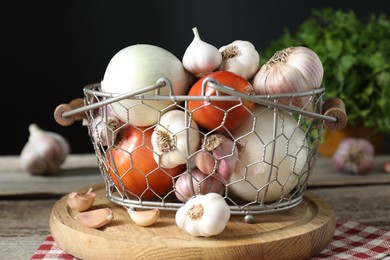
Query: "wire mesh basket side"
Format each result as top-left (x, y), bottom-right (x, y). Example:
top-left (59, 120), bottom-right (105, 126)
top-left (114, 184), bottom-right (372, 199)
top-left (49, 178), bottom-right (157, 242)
top-left (83, 80), bottom-right (325, 216)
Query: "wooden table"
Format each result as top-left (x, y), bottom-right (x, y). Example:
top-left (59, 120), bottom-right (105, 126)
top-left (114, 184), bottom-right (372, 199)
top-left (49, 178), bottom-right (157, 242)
top-left (1, 154), bottom-right (390, 259)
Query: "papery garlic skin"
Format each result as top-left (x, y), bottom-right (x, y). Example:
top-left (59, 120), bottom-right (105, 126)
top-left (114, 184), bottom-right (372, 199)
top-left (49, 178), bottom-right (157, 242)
top-left (20, 123), bottom-right (70, 175)
top-left (75, 208), bottom-right (113, 229)
top-left (175, 193), bottom-right (230, 237)
top-left (252, 46), bottom-right (323, 110)
top-left (91, 106), bottom-right (123, 147)
top-left (219, 40), bottom-right (260, 80)
top-left (174, 168), bottom-right (224, 202)
top-left (67, 187), bottom-right (96, 212)
top-left (127, 208), bottom-right (160, 227)
top-left (182, 27), bottom-right (222, 78)
top-left (332, 137), bottom-right (374, 175)
top-left (195, 134), bottom-right (238, 181)
top-left (151, 109), bottom-right (201, 169)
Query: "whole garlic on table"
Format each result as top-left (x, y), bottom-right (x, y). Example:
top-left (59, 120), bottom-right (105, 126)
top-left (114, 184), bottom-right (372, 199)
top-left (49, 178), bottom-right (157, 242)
top-left (332, 137), bottom-right (374, 175)
top-left (20, 123), bottom-right (70, 175)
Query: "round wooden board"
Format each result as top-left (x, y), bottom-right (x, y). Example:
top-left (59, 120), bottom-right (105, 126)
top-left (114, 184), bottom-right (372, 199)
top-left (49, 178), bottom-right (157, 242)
top-left (50, 184), bottom-right (335, 260)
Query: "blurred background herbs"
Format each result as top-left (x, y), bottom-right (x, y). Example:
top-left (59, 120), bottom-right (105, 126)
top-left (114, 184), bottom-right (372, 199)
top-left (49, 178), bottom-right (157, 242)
top-left (262, 8), bottom-right (390, 134)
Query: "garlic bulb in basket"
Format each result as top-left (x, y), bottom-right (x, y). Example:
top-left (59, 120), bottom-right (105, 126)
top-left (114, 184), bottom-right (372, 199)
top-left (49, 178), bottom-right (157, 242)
top-left (252, 46), bottom-right (323, 110)
top-left (219, 40), bottom-right (260, 80)
top-left (182, 27), bottom-right (222, 78)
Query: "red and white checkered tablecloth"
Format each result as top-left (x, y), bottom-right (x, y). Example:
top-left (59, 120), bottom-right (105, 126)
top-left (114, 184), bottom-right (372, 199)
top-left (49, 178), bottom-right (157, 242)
top-left (32, 218), bottom-right (390, 260)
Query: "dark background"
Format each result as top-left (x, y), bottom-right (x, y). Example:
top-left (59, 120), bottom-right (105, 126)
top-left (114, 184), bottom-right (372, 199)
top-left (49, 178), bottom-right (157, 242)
top-left (2, 0), bottom-right (390, 155)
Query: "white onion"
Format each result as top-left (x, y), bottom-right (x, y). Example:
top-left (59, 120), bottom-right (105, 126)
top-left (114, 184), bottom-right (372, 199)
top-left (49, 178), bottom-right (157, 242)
top-left (101, 44), bottom-right (193, 126)
top-left (228, 105), bottom-right (308, 202)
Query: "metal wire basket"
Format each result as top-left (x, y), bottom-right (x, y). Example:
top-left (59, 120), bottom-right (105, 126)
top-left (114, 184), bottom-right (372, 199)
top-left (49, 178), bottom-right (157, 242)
top-left (55, 77), bottom-right (346, 222)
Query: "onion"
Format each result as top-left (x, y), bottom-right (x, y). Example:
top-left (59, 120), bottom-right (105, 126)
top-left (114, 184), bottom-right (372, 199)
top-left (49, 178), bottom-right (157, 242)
top-left (101, 44), bottom-right (194, 127)
top-left (228, 105), bottom-right (308, 202)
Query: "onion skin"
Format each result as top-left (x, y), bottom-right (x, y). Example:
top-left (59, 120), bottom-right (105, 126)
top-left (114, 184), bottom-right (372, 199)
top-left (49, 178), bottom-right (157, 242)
top-left (228, 105), bottom-right (308, 202)
top-left (332, 137), bottom-right (374, 175)
top-left (101, 44), bottom-right (194, 127)
top-left (108, 125), bottom-right (184, 199)
top-left (188, 71), bottom-right (255, 131)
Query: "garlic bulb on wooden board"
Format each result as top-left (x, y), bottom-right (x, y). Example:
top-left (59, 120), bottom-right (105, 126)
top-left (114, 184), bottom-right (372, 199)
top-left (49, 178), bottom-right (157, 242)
top-left (219, 40), bottom-right (260, 80)
top-left (252, 46), bottom-right (323, 110)
top-left (175, 193), bottom-right (230, 237)
top-left (182, 27), bottom-right (222, 78)
top-left (332, 137), bottom-right (374, 175)
top-left (20, 123), bottom-right (70, 175)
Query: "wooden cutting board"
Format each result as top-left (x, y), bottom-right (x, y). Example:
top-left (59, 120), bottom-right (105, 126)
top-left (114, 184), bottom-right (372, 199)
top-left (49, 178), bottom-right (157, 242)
top-left (50, 184), bottom-right (335, 260)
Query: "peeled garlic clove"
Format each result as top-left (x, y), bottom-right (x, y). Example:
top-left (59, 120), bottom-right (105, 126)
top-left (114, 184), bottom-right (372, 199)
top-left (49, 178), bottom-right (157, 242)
top-left (219, 40), bottom-right (260, 80)
top-left (20, 123), bottom-right (70, 175)
top-left (67, 187), bottom-right (96, 212)
top-left (127, 208), bottom-right (160, 227)
top-left (75, 208), bottom-right (113, 229)
top-left (182, 27), bottom-right (222, 78)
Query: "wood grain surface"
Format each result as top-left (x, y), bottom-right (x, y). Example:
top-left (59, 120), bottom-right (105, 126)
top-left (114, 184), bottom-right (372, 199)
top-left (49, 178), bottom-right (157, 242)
top-left (50, 185), bottom-right (335, 260)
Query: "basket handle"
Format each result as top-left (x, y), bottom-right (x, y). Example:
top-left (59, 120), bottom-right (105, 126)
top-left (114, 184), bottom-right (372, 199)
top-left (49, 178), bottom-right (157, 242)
top-left (54, 98), bottom-right (86, 126)
top-left (322, 97), bottom-right (348, 131)
top-left (206, 79), bottom-right (348, 130)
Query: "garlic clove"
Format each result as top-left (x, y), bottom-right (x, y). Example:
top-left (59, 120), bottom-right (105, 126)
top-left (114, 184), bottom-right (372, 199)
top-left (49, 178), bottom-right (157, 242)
top-left (20, 123), bottom-right (70, 175)
top-left (182, 27), bottom-right (222, 78)
top-left (67, 187), bottom-right (96, 212)
top-left (127, 208), bottom-right (160, 227)
top-left (75, 208), bottom-right (113, 229)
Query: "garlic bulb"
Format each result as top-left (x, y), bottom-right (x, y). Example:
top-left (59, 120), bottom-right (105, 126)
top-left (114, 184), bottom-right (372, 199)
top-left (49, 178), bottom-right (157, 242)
top-left (175, 193), bottom-right (230, 237)
top-left (252, 46), bottom-right (323, 110)
top-left (182, 27), bottom-right (222, 78)
top-left (174, 167), bottom-right (224, 203)
top-left (20, 123), bottom-right (70, 175)
top-left (91, 106), bottom-right (123, 147)
top-left (194, 134), bottom-right (238, 181)
top-left (332, 137), bottom-right (374, 175)
top-left (151, 109), bottom-right (201, 169)
top-left (219, 40), bottom-right (260, 80)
